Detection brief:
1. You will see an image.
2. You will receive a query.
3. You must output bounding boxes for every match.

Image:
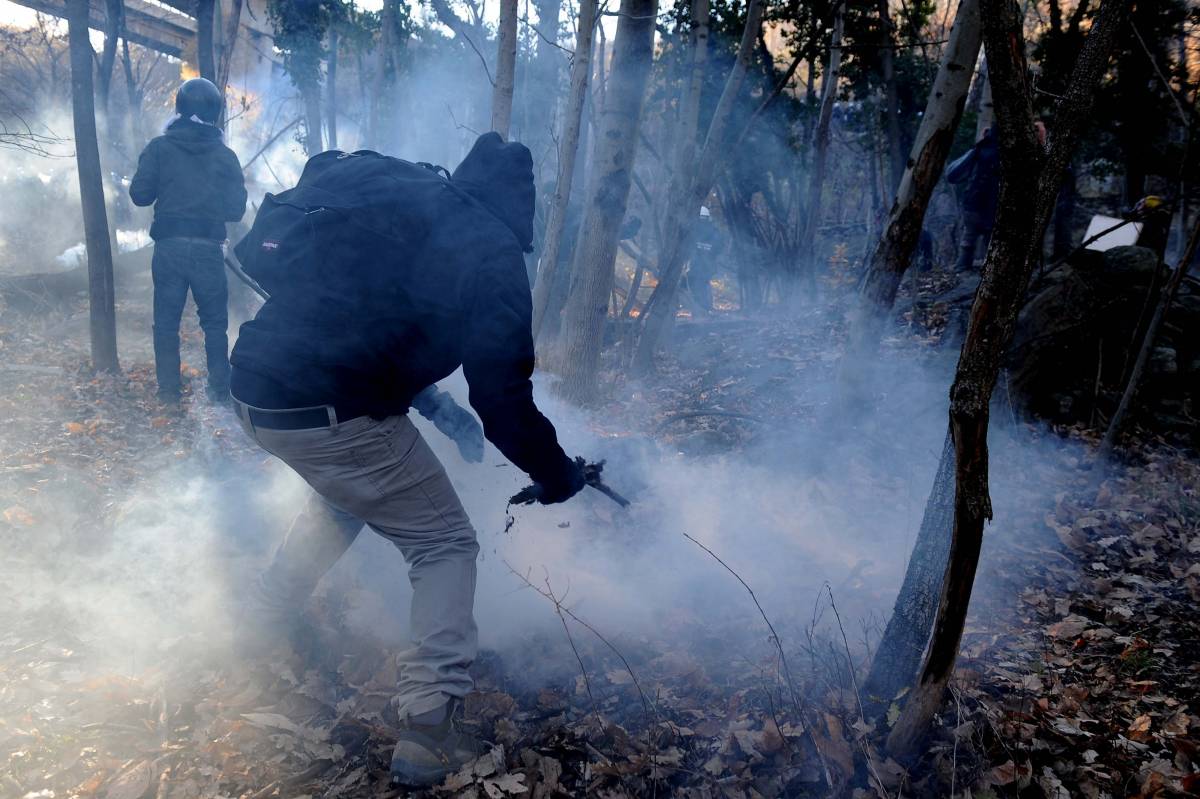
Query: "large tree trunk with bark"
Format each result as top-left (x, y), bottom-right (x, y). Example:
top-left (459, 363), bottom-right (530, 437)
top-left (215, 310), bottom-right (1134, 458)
top-left (883, 0), bottom-right (1132, 760)
top-left (557, 0), bottom-right (657, 403)
top-left (196, 0), bottom-right (216, 80)
top-left (492, 0), bottom-right (519, 138)
top-left (843, 0), bottom-right (982, 376)
top-left (797, 0), bottom-right (845, 291)
top-left (530, 0), bottom-right (598, 340)
top-left (369, 0), bottom-right (400, 151)
top-left (631, 0), bottom-right (765, 373)
top-left (67, 0), bottom-right (120, 373)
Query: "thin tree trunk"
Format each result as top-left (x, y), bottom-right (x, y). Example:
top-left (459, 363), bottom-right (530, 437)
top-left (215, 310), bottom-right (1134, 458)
top-left (878, 0), bottom-right (904, 196)
top-left (798, 0), bottom-right (845, 290)
top-left (632, 0), bottom-right (765, 373)
top-left (558, 0), bottom-right (657, 403)
top-left (67, 0), bottom-right (120, 373)
top-left (492, 0), bottom-right (519, 137)
top-left (196, 0), bottom-right (216, 80)
top-left (884, 0), bottom-right (1132, 760)
top-left (1099, 216), bottom-right (1200, 457)
top-left (530, 0), bottom-right (563, 152)
top-left (369, 0), bottom-right (397, 150)
top-left (975, 60), bottom-right (993, 138)
top-left (843, 0), bottom-right (982, 377)
top-left (303, 85), bottom-right (323, 155)
top-left (216, 0), bottom-right (244, 99)
top-left (326, 28), bottom-right (339, 150)
top-left (530, 0), bottom-right (598, 340)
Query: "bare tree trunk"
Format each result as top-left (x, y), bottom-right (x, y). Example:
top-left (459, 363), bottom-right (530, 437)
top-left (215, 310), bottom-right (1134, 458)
top-left (303, 85), bottom-right (323, 155)
top-left (196, 0), bottom-right (216, 80)
top-left (67, 0), bottom-right (120, 373)
top-left (216, 0), bottom-right (244, 99)
top-left (530, 0), bottom-right (598, 339)
top-left (844, 0), bottom-right (982, 374)
top-left (884, 0), bottom-right (1131, 760)
top-left (797, 0), bottom-right (845, 290)
top-left (557, 0), bottom-right (657, 403)
top-left (326, 28), bottom-right (339, 150)
top-left (878, 0), bottom-right (904, 196)
top-left (1099, 216), bottom-right (1200, 457)
top-left (632, 0), bottom-right (765, 373)
top-left (975, 60), bottom-right (993, 138)
top-left (120, 33), bottom-right (143, 153)
top-left (530, 0), bottom-right (563, 154)
top-left (492, 0), bottom-right (519, 137)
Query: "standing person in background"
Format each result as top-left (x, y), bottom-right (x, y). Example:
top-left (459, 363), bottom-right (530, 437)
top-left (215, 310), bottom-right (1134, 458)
top-left (946, 126), bottom-right (999, 272)
top-left (130, 78), bottom-right (247, 405)
top-left (686, 206), bottom-right (725, 314)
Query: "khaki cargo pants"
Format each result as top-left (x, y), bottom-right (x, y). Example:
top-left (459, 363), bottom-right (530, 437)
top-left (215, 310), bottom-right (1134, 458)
top-left (237, 411), bottom-right (479, 719)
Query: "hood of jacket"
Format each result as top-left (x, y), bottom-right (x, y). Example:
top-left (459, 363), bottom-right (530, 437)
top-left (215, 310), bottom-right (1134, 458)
top-left (451, 132), bottom-right (535, 253)
top-left (163, 116), bottom-right (225, 153)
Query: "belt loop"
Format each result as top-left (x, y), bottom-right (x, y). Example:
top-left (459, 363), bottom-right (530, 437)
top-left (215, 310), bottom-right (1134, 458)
top-left (326, 405), bottom-right (338, 433)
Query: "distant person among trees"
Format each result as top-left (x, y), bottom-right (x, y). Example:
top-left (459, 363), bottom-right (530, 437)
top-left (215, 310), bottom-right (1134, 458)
top-left (946, 125), bottom-right (1000, 272)
top-left (685, 206), bottom-right (726, 314)
top-left (129, 78), bottom-right (247, 405)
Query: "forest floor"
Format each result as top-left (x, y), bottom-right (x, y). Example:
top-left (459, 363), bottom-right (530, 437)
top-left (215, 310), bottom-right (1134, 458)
top-left (0, 266), bottom-right (1197, 799)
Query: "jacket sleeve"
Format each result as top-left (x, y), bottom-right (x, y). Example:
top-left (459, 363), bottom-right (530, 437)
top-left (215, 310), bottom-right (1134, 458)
top-left (129, 141), bottom-right (159, 207)
top-left (220, 146), bottom-right (248, 223)
top-left (945, 145), bottom-right (976, 185)
top-left (460, 245), bottom-right (573, 486)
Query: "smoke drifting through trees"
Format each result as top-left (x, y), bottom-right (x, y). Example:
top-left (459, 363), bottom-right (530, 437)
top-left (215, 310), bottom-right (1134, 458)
top-left (3, 0), bottom-right (1200, 793)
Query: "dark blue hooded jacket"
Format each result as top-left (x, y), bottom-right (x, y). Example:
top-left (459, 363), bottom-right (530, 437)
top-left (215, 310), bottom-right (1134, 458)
top-left (230, 133), bottom-right (572, 487)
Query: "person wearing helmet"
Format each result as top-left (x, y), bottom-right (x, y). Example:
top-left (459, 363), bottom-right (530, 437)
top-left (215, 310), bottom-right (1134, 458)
top-left (130, 77), bottom-right (247, 404)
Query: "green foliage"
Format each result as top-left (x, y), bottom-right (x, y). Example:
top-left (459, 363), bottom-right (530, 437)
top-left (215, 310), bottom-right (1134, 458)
top-left (267, 0), bottom-right (334, 91)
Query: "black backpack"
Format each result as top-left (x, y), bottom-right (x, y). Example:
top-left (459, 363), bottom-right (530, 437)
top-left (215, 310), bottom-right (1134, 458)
top-left (233, 150), bottom-right (453, 297)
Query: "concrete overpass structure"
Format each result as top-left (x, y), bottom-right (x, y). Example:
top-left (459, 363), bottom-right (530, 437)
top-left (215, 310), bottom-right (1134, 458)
top-left (6, 0), bottom-right (274, 61)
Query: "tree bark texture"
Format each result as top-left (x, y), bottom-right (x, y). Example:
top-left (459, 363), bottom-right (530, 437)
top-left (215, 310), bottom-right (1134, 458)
top-left (862, 431), bottom-right (956, 709)
top-left (67, 0), bottom-right (120, 373)
top-left (558, 0), bottom-right (657, 403)
top-left (844, 0), bottom-right (982, 371)
top-left (491, 0), bottom-right (519, 137)
top-left (798, 0), bottom-right (845, 287)
top-left (884, 0), bottom-right (1132, 760)
top-left (530, 0), bottom-right (598, 340)
top-left (631, 0), bottom-right (765, 373)
top-left (196, 0), bottom-right (216, 80)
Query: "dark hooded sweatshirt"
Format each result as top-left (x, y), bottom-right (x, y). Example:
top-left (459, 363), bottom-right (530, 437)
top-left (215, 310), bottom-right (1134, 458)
top-left (129, 117), bottom-right (247, 241)
top-left (229, 133), bottom-right (573, 488)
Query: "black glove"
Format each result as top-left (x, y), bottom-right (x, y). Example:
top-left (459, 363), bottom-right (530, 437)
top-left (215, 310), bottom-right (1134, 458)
top-left (510, 456), bottom-right (586, 505)
top-left (411, 387), bottom-right (484, 463)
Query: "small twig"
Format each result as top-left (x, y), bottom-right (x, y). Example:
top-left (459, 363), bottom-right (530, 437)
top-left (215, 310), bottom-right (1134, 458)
top-left (505, 560), bottom-right (655, 716)
top-left (684, 532), bottom-right (802, 711)
top-left (241, 117), bottom-right (301, 172)
top-left (827, 584), bottom-right (889, 798)
top-left (540, 571), bottom-right (602, 720)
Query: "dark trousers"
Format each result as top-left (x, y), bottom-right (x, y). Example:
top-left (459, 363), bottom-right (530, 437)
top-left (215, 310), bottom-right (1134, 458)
top-left (152, 237), bottom-right (230, 397)
top-left (954, 211), bottom-right (994, 272)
